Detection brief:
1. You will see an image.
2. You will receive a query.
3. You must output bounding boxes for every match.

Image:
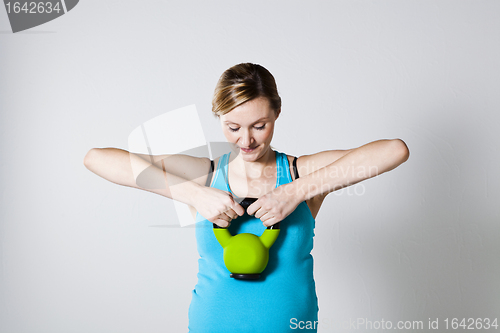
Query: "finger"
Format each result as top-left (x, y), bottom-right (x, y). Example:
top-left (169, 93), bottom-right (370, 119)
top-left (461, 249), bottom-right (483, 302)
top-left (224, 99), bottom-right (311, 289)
top-left (217, 213), bottom-right (231, 222)
top-left (231, 201), bottom-right (245, 216)
top-left (259, 211), bottom-right (274, 222)
top-left (223, 210), bottom-right (236, 220)
top-left (262, 216), bottom-right (276, 227)
top-left (215, 219), bottom-right (231, 228)
top-left (246, 201), bottom-right (260, 216)
top-left (253, 206), bottom-right (266, 219)
top-left (225, 209), bottom-right (239, 220)
top-left (226, 192), bottom-right (245, 216)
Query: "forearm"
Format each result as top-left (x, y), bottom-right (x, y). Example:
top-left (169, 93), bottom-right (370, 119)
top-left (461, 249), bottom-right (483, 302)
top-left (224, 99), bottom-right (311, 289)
top-left (83, 148), bottom-right (202, 205)
top-left (292, 139), bottom-right (409, 201)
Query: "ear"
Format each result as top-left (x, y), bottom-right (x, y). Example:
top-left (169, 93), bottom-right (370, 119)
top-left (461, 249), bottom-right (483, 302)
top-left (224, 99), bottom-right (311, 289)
top-left (275, 108), bottom-right (281, 120)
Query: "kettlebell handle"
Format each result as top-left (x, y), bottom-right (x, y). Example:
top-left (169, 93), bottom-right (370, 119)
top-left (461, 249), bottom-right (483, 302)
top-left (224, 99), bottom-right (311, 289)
top-left (213, 197), bottom-right (281, 230)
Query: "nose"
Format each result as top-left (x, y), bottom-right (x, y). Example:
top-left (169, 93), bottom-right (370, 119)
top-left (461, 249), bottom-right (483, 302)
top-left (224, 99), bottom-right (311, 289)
top-left (239, 129), bottom-right (254, 147)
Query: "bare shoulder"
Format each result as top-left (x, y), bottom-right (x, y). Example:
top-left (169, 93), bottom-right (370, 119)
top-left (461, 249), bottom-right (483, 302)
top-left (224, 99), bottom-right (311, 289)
top-left (286, 149), bottom-right (354, 179)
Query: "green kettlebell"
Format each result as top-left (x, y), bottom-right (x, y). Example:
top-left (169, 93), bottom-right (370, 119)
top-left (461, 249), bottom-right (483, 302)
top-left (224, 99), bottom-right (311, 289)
top-left (213, 197), bottom-right (280, 280)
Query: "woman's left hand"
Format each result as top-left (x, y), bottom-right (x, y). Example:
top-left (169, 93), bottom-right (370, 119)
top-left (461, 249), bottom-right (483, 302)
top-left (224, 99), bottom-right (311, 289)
top-left (246, 183), bottom-right (303, 227)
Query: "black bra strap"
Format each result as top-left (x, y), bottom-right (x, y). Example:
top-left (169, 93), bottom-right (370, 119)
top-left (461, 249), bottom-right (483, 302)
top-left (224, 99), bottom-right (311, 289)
top-left (292, 156), bottom-right (300, 180)
top-left (205, 159), bottom-right (214, 187)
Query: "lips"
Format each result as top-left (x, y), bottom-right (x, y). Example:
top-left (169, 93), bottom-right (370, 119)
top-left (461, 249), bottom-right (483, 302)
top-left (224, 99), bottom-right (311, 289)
top-left (240, 147), bottom-right (256, 152)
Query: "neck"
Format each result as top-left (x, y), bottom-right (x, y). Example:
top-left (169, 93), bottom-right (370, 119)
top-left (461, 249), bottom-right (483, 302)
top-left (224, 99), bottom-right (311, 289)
top-left (230, 147), bottom-right (276, 179)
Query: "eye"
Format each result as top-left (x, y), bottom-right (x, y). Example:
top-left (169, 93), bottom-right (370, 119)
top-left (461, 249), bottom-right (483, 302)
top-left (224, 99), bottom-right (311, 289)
top-left (228, 125), bottom-right (265, 132)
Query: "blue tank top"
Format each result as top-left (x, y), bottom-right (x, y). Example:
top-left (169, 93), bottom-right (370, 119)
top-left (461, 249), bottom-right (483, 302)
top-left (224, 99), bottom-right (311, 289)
top-left (188, 150), bottom-right (319, 332)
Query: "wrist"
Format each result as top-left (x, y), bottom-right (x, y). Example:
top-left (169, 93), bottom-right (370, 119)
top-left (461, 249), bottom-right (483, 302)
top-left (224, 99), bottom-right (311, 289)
top-left (288, 178), bottom-right (308, 203)
top-left (292, 175), bottom-right (327, 201)
top-left (167, 178), bottom-right (203, 206)
top-left (185, 181), bottom-right (204, 206)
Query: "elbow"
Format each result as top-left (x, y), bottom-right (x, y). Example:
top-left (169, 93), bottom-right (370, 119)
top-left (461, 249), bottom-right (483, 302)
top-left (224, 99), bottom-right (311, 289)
top-left (84, 148), bottom-right (99, 169)
top-left (391, 139), bottom-right (410, 163)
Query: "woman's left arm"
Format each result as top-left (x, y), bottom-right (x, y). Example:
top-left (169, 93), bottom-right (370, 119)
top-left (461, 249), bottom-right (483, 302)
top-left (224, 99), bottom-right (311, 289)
top-left (295, 138), bottom-right (410, 201)
top-left (247, 139), bottom-right (410, 226)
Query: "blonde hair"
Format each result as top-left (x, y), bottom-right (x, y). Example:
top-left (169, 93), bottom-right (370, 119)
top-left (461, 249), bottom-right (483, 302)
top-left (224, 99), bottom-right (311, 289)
top-left (212, 63), bottom-right (281, 117)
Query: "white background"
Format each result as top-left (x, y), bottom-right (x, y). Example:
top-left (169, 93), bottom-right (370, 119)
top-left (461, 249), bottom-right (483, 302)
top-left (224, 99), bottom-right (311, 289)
top-left (1, 1), bottom-right (499, 332)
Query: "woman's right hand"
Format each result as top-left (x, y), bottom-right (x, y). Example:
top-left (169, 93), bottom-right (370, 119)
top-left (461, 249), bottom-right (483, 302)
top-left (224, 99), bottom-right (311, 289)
top-left (192, 186), bottom-right (245, 228)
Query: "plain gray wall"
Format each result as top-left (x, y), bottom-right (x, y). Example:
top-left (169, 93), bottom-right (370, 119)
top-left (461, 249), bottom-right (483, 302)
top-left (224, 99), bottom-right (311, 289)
top-left (1, 1), bottom-right (499, 332)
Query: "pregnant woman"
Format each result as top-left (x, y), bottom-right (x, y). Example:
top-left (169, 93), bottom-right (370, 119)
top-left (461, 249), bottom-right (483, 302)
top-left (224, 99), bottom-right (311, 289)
top-left (84, 63), bottom-right (410, 332)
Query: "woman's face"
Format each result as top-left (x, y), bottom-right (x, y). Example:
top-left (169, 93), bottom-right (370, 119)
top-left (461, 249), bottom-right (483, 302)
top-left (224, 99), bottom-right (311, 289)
top-left (220, 97), bottom-right (279, 161)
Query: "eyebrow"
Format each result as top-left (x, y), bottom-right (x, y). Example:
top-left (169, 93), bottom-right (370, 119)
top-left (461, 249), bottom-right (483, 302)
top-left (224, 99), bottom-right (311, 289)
top-left (224, 117), bottom-right (269, 125)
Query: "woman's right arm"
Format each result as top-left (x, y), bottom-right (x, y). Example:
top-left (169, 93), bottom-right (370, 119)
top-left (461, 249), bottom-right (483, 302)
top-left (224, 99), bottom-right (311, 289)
top-left (84, 147), bottom-right (213, 206)
top-left (83, 148), bottom-right (244, 226)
